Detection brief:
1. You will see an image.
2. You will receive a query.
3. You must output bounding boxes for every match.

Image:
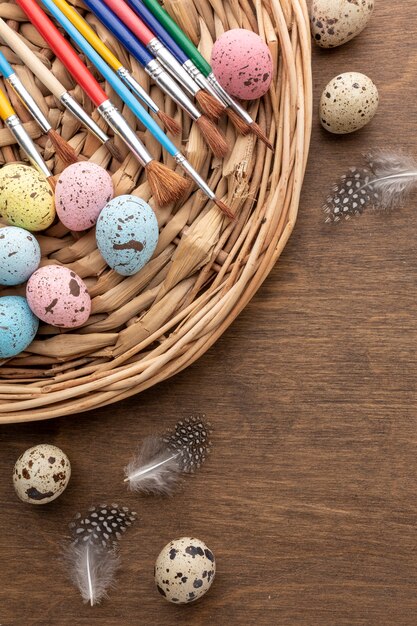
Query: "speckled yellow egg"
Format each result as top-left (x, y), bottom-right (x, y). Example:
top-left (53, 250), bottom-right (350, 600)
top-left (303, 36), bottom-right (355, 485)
top-left (0, 164), bottom-right (55, 231)
top-left (320, 72), bottom-right (379, 134)
top-left (311, 0), bottom-right (374, 48)
top-left (13, 444), bottom-right (71, 505)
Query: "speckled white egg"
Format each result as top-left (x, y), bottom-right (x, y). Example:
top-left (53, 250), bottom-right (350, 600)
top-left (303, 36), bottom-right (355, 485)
top-left (13, 444), bottom-right (71, 505)
top-left (320, 72), bottom-right (379, 134)
top-left (311, 0), bottom-right (374, 48)
top-left (0, 226), bottom-right (41, 286)
top-left (0, 296), bottom-right (39, 359)
top-left (96, 195), bottom-right (159, 276)
top-left (155, 537), bottom-right (216, 604)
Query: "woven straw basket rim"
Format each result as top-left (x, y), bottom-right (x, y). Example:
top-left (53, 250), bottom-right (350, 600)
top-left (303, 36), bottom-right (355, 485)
top-left (0, 0), bottom-right (312, 423)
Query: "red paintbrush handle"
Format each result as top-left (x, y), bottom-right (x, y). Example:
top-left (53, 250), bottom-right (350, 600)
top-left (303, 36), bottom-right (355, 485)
top-left (101, 0), bottom-right (155, 46)
top-left (16, 0), bottom-right (108, 106)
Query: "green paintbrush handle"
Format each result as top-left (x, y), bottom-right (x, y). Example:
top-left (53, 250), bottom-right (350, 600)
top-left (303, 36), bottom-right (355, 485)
top-left (140, 0), bottom-right (212, 76)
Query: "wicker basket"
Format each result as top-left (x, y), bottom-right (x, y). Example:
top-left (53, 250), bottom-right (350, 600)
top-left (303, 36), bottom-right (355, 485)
top-left (0, 0), bottom-right (312, 423)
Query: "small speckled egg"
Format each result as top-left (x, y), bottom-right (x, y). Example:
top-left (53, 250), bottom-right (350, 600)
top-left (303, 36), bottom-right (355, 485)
top-left (320, 72), bottom-right (379, 134)
top-left (155, 537), bottom-right (216, 604)
top-left (311, 0), bottom-right (374, 48)
top-left (211, 29), bottom-right (273, 100)
top-left (13, 444), bottom-right (71, 505)
top-left (26, 265), bottom-right (91, 328)
top-left (96, 195), bottom-right (159, 276)
top-left (0, 163), bottom-right (55, 231)
top-left (55, 162), bottom-right (114, 231)
top-left (0, 226), bottom-right (41, 286)
top-left (0, 296), bottom-right (39, 358)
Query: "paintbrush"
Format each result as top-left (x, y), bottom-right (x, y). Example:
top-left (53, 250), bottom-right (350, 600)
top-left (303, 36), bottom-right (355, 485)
top-left (138, 0), bottom-right (273, 149)
top-left (42, 0), bottom-right (233, 217)
top-left (0, 48), bottom-right (78, 166)
top-left (126, 0), bottom-right (224, 112)
top-left (97, 0), bottom-right (223, 121)
top-left (81, 0), bottom-right (228, 158)
top-left (16, 0), bottom-right (188, 206)
top-left (50, 0), bottom-right (180, 136)
top-left (0, 86), bottom-right (55, 190)
top-left (0, 17), bottom-right (122, 161)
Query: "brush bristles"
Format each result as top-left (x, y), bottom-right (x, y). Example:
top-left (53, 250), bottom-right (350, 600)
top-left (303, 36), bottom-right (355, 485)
top-left (226, 107), bottom-right (251, 135)
top-left (146, 161), bottom-right (190, 206)
top-left (196, 116), bottom-right (229, 158)
top-left (250, 122), bottom-right (274, 151)
top-left (105, 139), bottom-right (123, 162)
top-left (195, 90), bottom-right (225, 121)
top-left (47, 175), bottom-right (56, 192)
top-left (157, 110), bottom-right (181, 135)
top-left (214, 198), bottom-right (235, 220)
top-left (48, 128), bottom-right (78, 165)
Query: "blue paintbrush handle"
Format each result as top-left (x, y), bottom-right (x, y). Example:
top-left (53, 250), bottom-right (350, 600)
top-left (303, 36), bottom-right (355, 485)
top-left (0, 49), bottom-right (15, 79)
top-left (40, 0), bottom-right (179, 156)
top-left (83, 0), bottom-right (154, 67)
top-left (126, 0), bottom-right (188, 65)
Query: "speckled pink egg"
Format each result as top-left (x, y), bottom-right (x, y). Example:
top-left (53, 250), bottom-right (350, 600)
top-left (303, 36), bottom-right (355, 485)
top-left (211, 29), bottom-right (273, 100)
top-left (55, 162), bottom-right (114, 231)
top-left (26, 265), bottom-right (91, 328)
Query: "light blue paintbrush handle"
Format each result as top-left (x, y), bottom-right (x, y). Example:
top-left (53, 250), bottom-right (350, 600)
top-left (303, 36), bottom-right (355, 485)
top-left (40, 0), bottom-right (179, 157)
top-left (0, 49), bottom-right (15, 79)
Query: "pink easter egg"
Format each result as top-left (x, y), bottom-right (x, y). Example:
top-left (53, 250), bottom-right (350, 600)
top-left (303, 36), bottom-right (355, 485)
top-left (26, 265), bottom-right (91, 328)
top-left (55, 162), bottom-right (114, 231)
top-left (211, 29), bottom-right (273, 100)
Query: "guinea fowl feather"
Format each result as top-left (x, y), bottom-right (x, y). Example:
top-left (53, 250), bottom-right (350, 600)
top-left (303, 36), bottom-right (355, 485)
top-left (323, 150), bottom-right (417, 222)
top-left (64, 504), bottom-right (137, 606)
top-left (124, 416), bottom-right (212, 495)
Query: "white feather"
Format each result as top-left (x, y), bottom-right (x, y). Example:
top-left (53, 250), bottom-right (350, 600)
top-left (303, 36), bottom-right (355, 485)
top-left (124, 435), bottom-right (181, 495)
top-left (65, 542), bottom-right (120, 606)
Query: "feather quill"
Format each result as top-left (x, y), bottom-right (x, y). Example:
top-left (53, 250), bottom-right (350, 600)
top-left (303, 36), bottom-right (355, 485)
top-left (64, 504), bottom-right (137, 606)
top-left (124, 416), bottom-right (212, 495)
top-left (323, 150), bottom-right (417, 222)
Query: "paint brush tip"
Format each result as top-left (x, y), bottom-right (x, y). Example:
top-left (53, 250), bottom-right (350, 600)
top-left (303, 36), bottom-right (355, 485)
top-left (226, 107), bottom-right (251, 135)
top-left (146, 160), bottom-right (190, 206)
top-left (196, 116), bottom-right (229, 158)
top-left (250, 122), bottom-right (274, 151)
top-left (105, 138), bottom-right (124, 162)
top-left (195, 90), bottom-right (225, 121)
top-left (157, 110), bottom-right (181, 135)
top-left (48, 128), bottom-right (78, 165)
top-left (215, 198), bottom-right (235, 220)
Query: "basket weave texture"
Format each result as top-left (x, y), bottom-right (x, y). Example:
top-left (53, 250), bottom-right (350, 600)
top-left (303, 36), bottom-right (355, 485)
top-left (0, 0), bottom-right (312, 423)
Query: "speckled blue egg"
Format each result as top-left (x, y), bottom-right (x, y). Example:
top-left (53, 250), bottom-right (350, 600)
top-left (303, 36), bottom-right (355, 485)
top-left (0, 227), bottom-right (41, 286)
top-left (0, 296), bottom-right (39, 358)
top-left (96, 195), bottom-right (159, 276)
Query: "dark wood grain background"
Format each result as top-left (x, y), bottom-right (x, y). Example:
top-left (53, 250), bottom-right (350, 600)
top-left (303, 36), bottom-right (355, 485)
top-left (2, 2), bottom-right (417, 624)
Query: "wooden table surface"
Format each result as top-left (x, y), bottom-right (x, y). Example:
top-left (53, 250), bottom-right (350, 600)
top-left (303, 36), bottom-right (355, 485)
top-left (2, 2), bottom-right (417, 624)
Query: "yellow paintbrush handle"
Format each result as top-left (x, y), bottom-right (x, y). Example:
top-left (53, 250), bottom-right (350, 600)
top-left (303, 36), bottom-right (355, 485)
top-left (52, 0), bottom-right (122, 71)
top-left (0, 87), bottom-right (15, 120)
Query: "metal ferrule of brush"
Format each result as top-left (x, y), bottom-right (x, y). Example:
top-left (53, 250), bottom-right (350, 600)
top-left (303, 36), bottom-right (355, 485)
top-left (147, 38), bottom-right (199, 97)
top-left (97, 100), bottom-right (152, 167)
top-left (182, 60), bottom-right (225, 105)
top-left (117, 67), bottom-right (158, 114)
top-left (7, 73), bottom-right (51, 134)
top-left (174, 152), bottom-right (215, 200)
top-left (145, 59), bottom-right (201, 121)
top-left (5, 114), bottom-right (51, 178)
top-left (207, 72), bottom-right (253, 124)
top-left (60, 92), bottom-right (110, 144)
